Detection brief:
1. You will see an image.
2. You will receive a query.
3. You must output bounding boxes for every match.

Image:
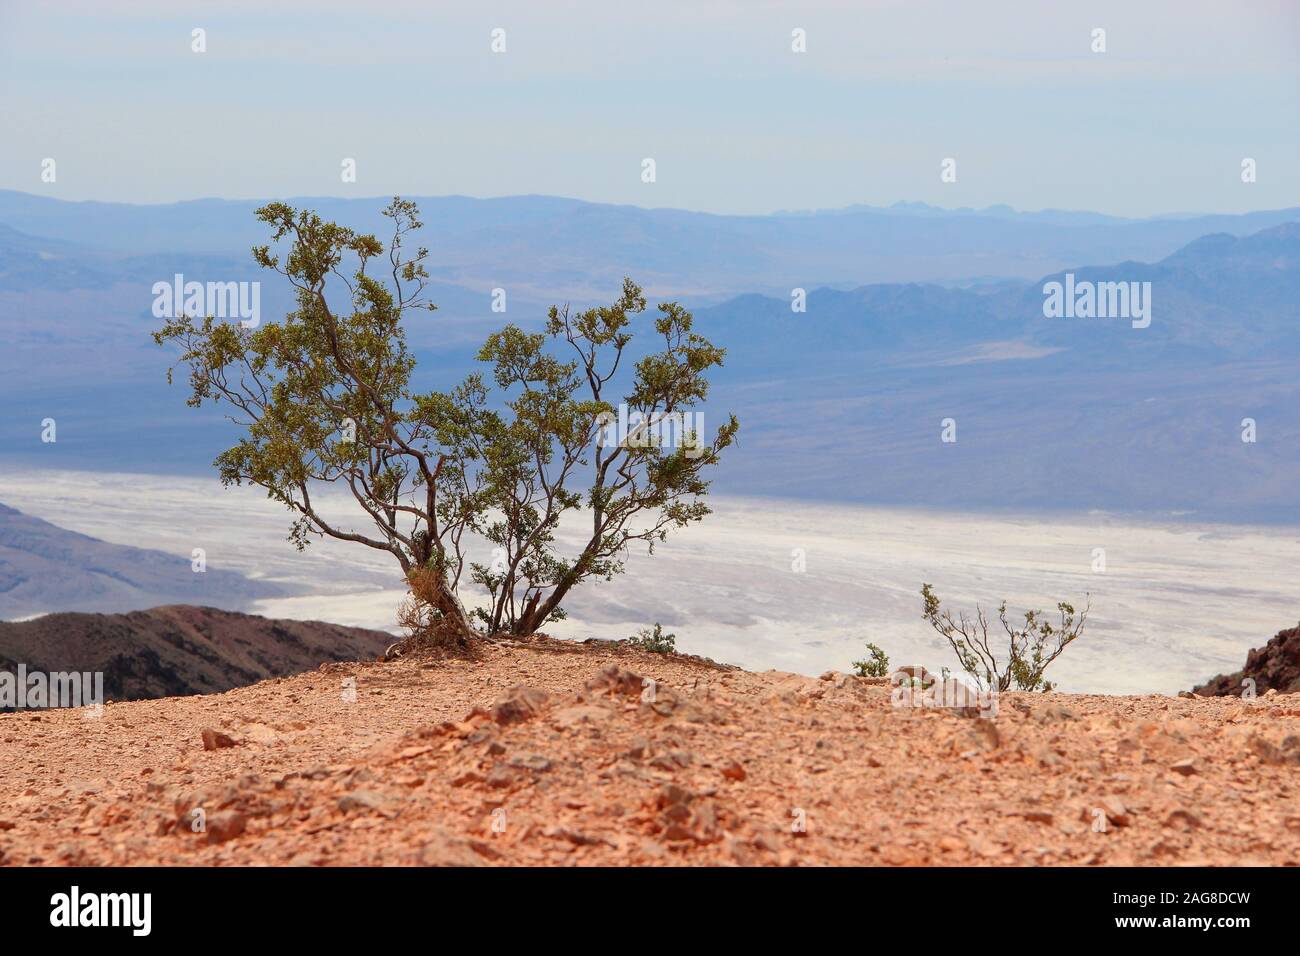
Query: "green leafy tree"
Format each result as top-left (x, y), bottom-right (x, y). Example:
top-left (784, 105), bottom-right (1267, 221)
top-left (465, 282), bottom-right (738, 635)
top-left (154, 199), bottom-right (737, 643)
top-left (920, 583), bottom-right (1088, 692)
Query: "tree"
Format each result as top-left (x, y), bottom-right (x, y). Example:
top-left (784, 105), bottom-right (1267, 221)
top-left (851, 641), bottom-right (890, 678)
top-left (465, 281), bottom-right (738, 635)
top-left (628, 622), bottom-right (677, 655)
top-left (154, 198), bottom-right (737, 645)
top-left (920, 583), bottom-right (1088, 692)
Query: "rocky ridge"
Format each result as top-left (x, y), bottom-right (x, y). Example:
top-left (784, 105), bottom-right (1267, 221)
top-left (3, 637), bottom-right (1298, 866)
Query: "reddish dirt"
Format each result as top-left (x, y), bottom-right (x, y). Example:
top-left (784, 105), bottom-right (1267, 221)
top-left (3, 637), bottom-right (1299, 866)
top-left (0, 605), bottom-right (392, 701)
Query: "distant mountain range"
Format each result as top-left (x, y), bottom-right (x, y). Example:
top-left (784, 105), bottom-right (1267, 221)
top-left (695, 222), bottom-right (1300, 366)
top-left (3, 189), bottom-right (1298, 298)
top-left (0, 503), bottom-right (281, 620)
top-left (0, 191), bottom-right (1297, 521)
top-left (0, 605), bottom-right (391, 703)
top-left (690, 223), bottom-right (1300, 519)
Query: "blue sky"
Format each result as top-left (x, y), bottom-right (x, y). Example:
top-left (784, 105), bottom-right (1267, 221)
top-left (1, 0), bottom-right (1297, 216)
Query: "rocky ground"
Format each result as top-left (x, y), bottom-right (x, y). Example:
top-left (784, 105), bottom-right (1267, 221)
top-left (3, 636), bottom-right (1299, 866)
top-left (1195, 622), bottom-right (1300, 697)
top-left (0, 605), bottom-right (392, 702)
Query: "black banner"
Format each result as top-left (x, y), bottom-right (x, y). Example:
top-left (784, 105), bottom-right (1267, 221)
top-left (0, 866), bottom-right (1278, 942)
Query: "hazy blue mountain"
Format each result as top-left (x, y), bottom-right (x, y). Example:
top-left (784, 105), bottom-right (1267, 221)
top-left (680, 223), bottom-right (1300, 520)
top-left (695, 223), bottom-right (1300, 365)
top-left (0, 194), bottom-right (1297, 522)
top-left (1015, 223), bottom-right (1300, 360)
top-left (3, 189), bottom-right (1298, 297)
top-left (0, 503), bottom-right (282, 620)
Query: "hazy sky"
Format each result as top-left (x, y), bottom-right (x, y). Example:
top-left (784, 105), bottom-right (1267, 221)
top-left (1, 0), bottom-right (1298, 215)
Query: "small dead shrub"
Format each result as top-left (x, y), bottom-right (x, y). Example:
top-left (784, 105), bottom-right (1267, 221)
top-left (921, 583), bottom-right (1088, 692)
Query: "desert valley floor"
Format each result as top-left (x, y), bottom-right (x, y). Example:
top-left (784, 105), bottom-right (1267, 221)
top-left (4, 468), bottom-right (1300, 695)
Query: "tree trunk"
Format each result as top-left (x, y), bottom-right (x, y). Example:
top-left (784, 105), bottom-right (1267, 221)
top-left (510, 545), bottom-right (600, 636)
top-left (399, 564), bottom-right (479, 649)
top-left (512, 579), bottom-right (573, 636)
top-left (434, 580), bottom-right (478, 640)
